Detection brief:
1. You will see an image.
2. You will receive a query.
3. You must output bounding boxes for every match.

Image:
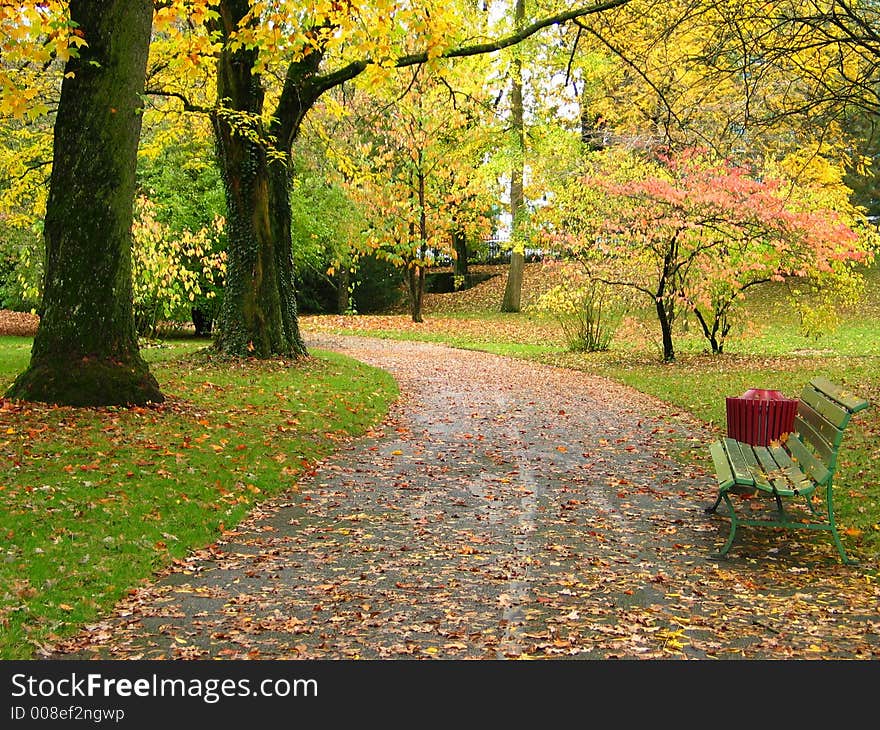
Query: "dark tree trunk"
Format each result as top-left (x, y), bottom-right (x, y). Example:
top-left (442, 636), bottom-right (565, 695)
top-left (693, 307), bottom-right (725, 355)
top-left (191, 307), bottom-right (214, 337)
top-left (210, 1), bottom-right (307, 359)
top-left (210, 0), bottom-right (336, 357)
top-left (337, 266), bottom-right (350, 314)
top-left (653, 235), bottom-right (680, 362)
top-left (501, 0), bottom-right (527, 314)
top-left (406, 264), bottom-right (426, 323)
top-left (656, 296), bottom-right (676, 362)
top-left (6, 0), bottom-right (161, 406)
top-left (452, 225), bottom-right (468, 286)
top-left (403, 174), bottom-right (428, 323)
top-left (406, 186), bottom-right (427, 323)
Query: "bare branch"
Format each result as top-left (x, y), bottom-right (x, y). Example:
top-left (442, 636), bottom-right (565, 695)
top-left (144, 88), bottom-right (213, 115)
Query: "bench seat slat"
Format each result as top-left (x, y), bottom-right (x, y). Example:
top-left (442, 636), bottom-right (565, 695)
top-left (768, 443), bottom-right (816, 496)
top-left (739, 444), bottom-right (774, 491)
top-left (752, 445), bottom-right (794, 494)
top-left (722, 438), bottom-right (755, 485)
top-left (709, 440), bottom-right (735, 490)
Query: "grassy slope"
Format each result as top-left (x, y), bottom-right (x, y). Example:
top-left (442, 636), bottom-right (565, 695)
top-left (302, 262), bottom-right (880, 559)
top-left (0, 339), bottom-right (397, 658)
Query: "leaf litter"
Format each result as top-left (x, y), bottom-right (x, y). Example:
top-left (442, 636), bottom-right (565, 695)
top-left (51, 336), bottom-right (879, 660)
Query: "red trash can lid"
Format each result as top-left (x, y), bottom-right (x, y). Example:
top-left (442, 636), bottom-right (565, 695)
top-left (741, 389), bottom-right (785, 399)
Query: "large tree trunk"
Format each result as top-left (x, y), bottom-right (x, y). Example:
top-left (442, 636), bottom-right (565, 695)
top-left (6, 0), bottom-right (161, 407)
top-left (211, 1), bottom-right (306, 358)
top-left (501, 0), bottom-right (527, 313)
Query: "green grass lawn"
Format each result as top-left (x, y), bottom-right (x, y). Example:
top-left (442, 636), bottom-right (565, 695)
top-left (0, 338), bottom-right (397, 659)
top-left (301, 264), bottom-right (880, 560)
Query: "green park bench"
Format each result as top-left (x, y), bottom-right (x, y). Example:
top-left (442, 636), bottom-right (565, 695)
top-left (705, 377), bottom-right (869, 565)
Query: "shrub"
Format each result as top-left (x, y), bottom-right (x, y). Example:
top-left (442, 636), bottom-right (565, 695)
top-left (131, 197), bottom-right (226, 336)
top-left (533, 267), bottom-right (626, 352)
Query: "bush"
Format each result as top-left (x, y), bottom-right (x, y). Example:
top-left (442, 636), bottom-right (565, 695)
top-left (0, 221), bottom-right (42, 312)
top-left (295, 265), bottom-right (338, 314)
top-left (131, 197), bottom-right (226, 336)
top-left (533, 268), bottom-right (625, 352)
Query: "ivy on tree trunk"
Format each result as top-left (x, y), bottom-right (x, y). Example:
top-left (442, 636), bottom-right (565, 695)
top-left (6, 0), bottom-right (162, 407)
top-left (209, 0), bottom-right (332, 359)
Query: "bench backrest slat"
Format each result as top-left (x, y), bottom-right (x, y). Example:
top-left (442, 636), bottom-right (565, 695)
top-left (795, 401), bottom-right (844, 449)
top-left (810, 377), bottom-right (870, 414)
top-left (785, 434), bottom-right (833, 485)
top-left (790, 379), bottom-right (868, 481)
top-left (792, 414), bottom-right (838, 469)
top-left (798, 386), bottom-right (851, 429)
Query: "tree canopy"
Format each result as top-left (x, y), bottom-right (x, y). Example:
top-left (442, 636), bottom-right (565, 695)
top-left (1, 0), bottom-right (878, 404)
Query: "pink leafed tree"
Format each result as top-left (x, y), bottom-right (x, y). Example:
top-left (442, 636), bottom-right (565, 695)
top-left (538, 147), bottom-right (871, 361)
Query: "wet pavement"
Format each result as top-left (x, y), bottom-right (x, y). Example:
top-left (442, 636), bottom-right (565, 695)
top-left (52, 336), bottom-right (880, 660)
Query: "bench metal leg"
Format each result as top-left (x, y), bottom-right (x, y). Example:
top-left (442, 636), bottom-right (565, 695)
top-left (705, 492), bottom-right (723, 514)
top-left (826, 482), bottom-right (858, 565)
top-left (773, 492), bottom-right (784, 515)
top-left (710, 494), bottom-right (738, 558)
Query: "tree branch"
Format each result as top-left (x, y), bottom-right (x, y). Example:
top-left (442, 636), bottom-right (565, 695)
top-left (144, 88), bottom-right (213, 114)
top-left (313, 0), bottom-right (632, 93)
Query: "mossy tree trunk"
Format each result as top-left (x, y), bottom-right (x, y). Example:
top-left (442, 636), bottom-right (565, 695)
top-left (6, 0), bottom-right (162, 407)
top-left (210, 107), bottom-right (306, 358)
top-left (210, 0), bottom-right (340, 358)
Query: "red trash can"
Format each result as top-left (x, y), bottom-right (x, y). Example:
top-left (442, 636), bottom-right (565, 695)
top-left (725, 389), bottom-right (798, 447)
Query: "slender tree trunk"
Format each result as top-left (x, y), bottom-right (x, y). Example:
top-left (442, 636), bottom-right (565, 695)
top-left (337, 267), bottom-right (350, 314)
top-left (406, 264), bottom-right (426, 323)
top-left (404, 173), bottom-right (428, 323)
top-left (211, 1), bottom-right (306, 358)
top-left (6, 0), bottom-right (162, 406)
top-left (452, 225), bottom-right (469, 287)
top-left (652, 235), bottom-right (680, 362)
top-left (692, 308), bottom-right (721, 354)
top-left (501, 0), bottom-right (527, 313)
top-left (656, 297), bottom-right (676, 362)
top-left (406, 176), bottom-right (428, 323)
